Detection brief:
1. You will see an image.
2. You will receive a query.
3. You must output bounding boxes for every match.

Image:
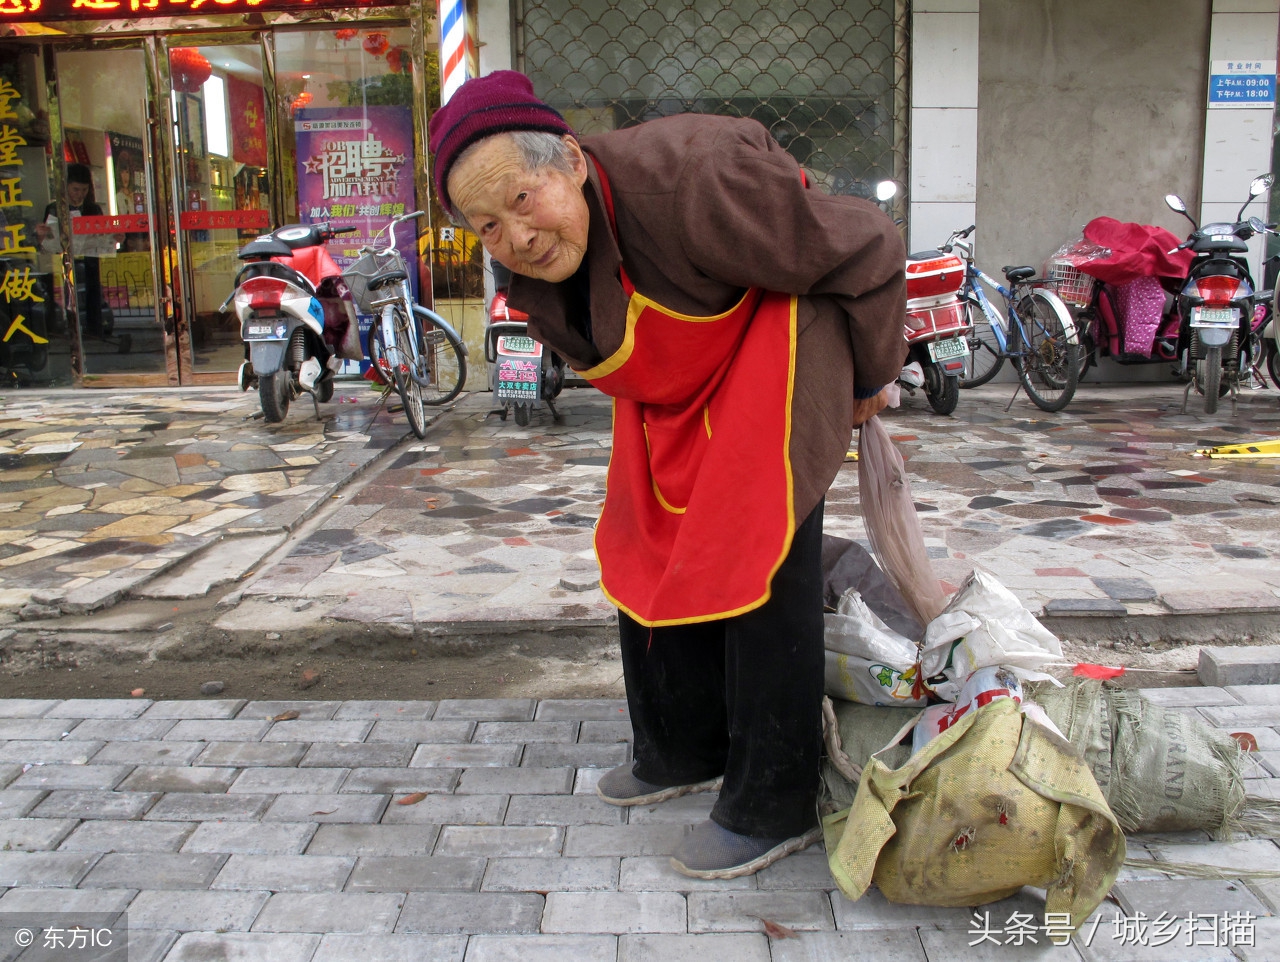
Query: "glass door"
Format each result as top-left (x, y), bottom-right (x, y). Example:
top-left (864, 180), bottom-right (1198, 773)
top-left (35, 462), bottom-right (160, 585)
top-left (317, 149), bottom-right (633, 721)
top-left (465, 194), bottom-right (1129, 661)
top-left (166, 40), bottom-right (271, 381)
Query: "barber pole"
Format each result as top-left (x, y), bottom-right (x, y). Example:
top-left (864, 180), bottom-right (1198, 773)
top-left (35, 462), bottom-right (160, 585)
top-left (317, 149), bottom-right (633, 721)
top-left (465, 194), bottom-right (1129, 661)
top-left (438, 0), bottom-right (476, 105)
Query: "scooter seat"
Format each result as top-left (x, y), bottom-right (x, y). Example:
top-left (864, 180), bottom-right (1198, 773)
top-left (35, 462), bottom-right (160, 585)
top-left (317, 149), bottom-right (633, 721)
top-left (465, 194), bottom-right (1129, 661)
top-left (1002, 265), bottom-right (1036, 283)
top-left (239, 238), bottom-right (294, 260)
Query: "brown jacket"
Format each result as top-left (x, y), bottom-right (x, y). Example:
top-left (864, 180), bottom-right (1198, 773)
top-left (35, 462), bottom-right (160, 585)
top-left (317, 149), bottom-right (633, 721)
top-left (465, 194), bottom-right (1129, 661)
top-left (509, 113), bottom-right (907, 521)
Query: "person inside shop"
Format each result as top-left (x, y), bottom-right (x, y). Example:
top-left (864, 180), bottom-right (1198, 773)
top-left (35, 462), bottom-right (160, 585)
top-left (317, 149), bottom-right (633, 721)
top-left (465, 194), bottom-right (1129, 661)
top-left (34, 162), bottom-right (108, 338)
top-left (428, 72), bottom-right (907, 879)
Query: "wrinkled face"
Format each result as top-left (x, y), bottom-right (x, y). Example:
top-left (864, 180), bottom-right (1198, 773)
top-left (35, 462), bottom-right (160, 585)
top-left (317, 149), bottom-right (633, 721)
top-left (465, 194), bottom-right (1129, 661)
top-left (67, 181), bottom-right (89, 207)
top-left (448, 133), bottom-right (590, 284)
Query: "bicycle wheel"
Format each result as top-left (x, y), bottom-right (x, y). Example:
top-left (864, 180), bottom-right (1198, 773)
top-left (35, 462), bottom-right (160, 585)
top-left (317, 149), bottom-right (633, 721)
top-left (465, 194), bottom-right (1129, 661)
top-left (1268, 339), bottom-right (1280, 388)
top-left (959, 298), bottom-right (1004, 387)
top-left (411, 306), bottom-right (467, 405)
top-left (387, 306), bottom-right (428, 439)
top-left (1013, 290), bottom-right (1079, 412)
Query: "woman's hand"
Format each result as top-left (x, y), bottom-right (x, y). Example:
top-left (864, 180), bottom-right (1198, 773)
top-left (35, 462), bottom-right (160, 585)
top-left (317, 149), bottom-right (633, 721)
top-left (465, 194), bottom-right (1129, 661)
top-left (851, 389), bottom-right (890, 427)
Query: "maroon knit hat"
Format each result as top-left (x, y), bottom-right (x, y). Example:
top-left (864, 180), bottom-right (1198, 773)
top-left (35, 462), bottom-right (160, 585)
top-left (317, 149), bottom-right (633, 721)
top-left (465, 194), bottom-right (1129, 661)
top-left (428, 70), bottom-right (574, 217)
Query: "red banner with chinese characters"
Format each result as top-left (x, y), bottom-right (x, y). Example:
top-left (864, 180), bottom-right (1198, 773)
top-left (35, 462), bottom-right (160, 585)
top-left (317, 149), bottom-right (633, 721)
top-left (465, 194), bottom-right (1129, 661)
top-left (73, 214), bottom-right (150, 234)
top-left (0, 0), bottom-right (403, 23)
top-left (179, 209), bottom-right (270, 231)
top-left (227, 75), bottom-right (268, 168)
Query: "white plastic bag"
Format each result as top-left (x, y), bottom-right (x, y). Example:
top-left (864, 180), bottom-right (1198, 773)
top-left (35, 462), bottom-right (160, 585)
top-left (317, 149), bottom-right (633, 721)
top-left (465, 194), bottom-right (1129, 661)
top-left (823, 588), bottom-right (928, 707)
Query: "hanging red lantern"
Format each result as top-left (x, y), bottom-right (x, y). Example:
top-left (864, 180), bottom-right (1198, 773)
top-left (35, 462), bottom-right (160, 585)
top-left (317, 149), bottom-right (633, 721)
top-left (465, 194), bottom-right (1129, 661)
top-left (362, 32), bottom-right (389, 56)
top-left (169, 47), bottom-right (212, 94)
top-left (385, 47), bottom-right (411, 74)
top-left (290, 91), bottom-right (313, 113)
top-left (334, 28), bottom-right (358, 42)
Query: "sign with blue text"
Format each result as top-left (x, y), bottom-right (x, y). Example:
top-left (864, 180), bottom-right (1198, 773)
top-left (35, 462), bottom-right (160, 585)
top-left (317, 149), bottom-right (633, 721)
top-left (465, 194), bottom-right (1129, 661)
top-left (1209, 60), bottom-right (1276, 108)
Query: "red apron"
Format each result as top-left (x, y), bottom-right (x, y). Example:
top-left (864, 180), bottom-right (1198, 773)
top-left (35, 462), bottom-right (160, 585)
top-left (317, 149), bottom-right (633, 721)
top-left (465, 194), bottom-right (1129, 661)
top-left (581, 158), bottom-right (799, 626)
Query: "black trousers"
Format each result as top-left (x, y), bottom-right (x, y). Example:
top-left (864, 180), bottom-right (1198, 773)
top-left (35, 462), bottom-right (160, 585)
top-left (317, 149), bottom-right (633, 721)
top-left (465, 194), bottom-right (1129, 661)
top-left (618, 500), bottom-right (826, 839)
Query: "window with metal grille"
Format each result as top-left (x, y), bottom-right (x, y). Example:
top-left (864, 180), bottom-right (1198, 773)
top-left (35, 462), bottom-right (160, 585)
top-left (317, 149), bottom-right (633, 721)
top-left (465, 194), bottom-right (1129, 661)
top-left (517, 0), bottom-right (908, 200)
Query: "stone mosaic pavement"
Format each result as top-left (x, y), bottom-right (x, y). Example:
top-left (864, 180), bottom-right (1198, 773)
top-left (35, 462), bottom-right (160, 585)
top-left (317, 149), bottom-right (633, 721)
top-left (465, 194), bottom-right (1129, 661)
top-left (0, 690), bottom-right (1277, 961)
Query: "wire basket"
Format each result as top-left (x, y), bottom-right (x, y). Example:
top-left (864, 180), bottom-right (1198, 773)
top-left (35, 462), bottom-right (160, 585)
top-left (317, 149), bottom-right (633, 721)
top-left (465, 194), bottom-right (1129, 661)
top-left (342, 248), bottom-right (407, 313)
top-left (1047, 258), bottom-right (1095, 308)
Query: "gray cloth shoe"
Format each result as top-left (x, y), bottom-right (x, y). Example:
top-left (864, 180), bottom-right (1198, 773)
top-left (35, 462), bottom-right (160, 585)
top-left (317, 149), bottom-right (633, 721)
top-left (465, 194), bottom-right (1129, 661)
top-left (595, 763), bottom-right (723, 807)
top-left (669, 818), bottom-right (822, 879)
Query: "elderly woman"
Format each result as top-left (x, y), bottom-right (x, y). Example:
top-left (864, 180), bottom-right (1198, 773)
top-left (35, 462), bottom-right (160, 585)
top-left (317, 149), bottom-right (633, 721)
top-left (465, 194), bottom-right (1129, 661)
top-left (428, 71), bottom-right (906, 879)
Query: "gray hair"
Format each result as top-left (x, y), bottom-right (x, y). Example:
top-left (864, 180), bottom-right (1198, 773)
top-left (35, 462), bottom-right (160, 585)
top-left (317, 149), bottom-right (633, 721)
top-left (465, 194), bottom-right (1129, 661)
top-left (445, 130), bottom-right (577, 229)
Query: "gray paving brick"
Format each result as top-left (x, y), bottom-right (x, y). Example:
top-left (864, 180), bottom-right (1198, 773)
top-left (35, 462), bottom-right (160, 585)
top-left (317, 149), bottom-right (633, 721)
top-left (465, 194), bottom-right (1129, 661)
top-left (0, 740), bottom-right (102, 763)
top-left (195, 741), bottom-right (308, 767)
top-left (91, 740), bottom-right (206, 766)
top-left (830, 886), bottom-right (971, 929)
top-left (340, 767), bottom-right (459, 795)
top-left (229, 767), bottom-right (347, 794)
top-left (182, 821), bottom-right (317, 855)
top-left (433, 699), bottom-right (535, 721)
top-left (379, 793), bottom-right (506, 826)
top-left (302, 742), bottom-right (415, 768)
top-left (0, 886), bottom-right (134, 912)
top-left (80, 852), bottom-right (226, 889)
top-left (472, 722), bottom-right (579, 744)
top-left (1074, 905), bottom-right (1238, 961)
top-left (145, 793), bottom-right (273, 822)
top-left (164, 719), bottom-right (271, 742)
top-left (46, 698), bottom-right (152, 719)
top-left (521, 743), bottom-right (630, 769)
top-left (118, 766), bottom-right (239, 794)
top-left (625, 793), bottom-right (716, 825)
top-left (434, 826), bottom-right (563, 858)
top-left (482, 856), bottom-right (619, 893)
top-left (58, 820), bottom-right (194, 853)
top-left (467, 934), bottom-right (618, 962)
top-left (240, 700), bottom-right (343, 720)
top-left (140, 699), bottom-right (248, 719)
top-left (0, 719), bottom-right (78, 740)
top-left (63, 718), bottom-right (177, 741)
top-left (0, 817), bottom-right (78, 851)
top-left (564, 824), bottom-right (686, 857)
top-left (108, 929), bottom-right (178, 962)
top-left (687, 890), bottom-right (834, 933)
top-left (536, 699), bottom-right (629, 721)
top-left (620, 933), bottom-right (772, 962)
top-left (333, 701), bottom-right (437, 720)
top-left (755, 849), bottom-right (837, 890)
top-left (263, 793), bottom-right (389, 824)
top-left (410, 743), bottom-right (520, 767)
top-left (1138, 687), bottom-right (1242, 708)
top-left (346, 855), bottom-right (484, 892)
top-left (212, 853), bottom-right (356, 891)
top-left (366, 720), bottom-right (476, 743)
top-left (263, 720), bottom-right (373, 743)
top-left (770, 930), bottom-right (934, 961)
top-left (395, 891), bottom-right (543, 934)
top-left (251, 891), bottom-right (403, 934)
top-left (618, 856), bottom-right (755, 892)
top-left (542, 891), bottom-right (686, 934)
top-left (127, 890), bottom-right (270, 931)
top-left (504, 794), bottom-right (625, 826)
top-left (0, 700), bottom-right (58, 718)
top-left (164, 932), bottom-right (321, 962)
top-left (307, 824), bottom-right (439, 857)
top-left (0, 851), bottom-right (97, 886)
top-left (11, 763), bottom-right (131, 791)
top-left (0, 790), bottom-right (43, 818)
top-left (1237, 916), bottom-right (1280, 962)
top-left (0, 764), bottom-right (16, 788)
top-left (1149, 838), bottom-right (1280, 873)
top-left (1199, 705), bottom-right (1280, 728)
top-left (578, 720), bottom-right (632, 744)
top-left (457, 767), bottom-right (574, 796)
top-left (1113, 878), bottom-right (1268, 918)
top-left (1199, 645), bottom-right (1280, 687)
top-left (1223, 683), bottom-right (1280, 706)
top-left (312, 933), bottom-right (466, 962)
top-left (574, 768), bottom-right (607, 795)
top-left (31, 790), bottom-right (157, 820)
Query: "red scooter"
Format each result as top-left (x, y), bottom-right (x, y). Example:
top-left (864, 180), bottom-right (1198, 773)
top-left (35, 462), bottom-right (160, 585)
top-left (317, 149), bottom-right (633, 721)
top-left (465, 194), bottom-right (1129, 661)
top-left (899, 246), bottom-right (970, 415)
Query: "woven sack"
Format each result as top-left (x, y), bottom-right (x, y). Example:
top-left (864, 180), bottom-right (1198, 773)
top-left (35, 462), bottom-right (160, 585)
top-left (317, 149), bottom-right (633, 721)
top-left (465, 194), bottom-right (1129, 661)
top-left (825, 698), bottom-right (1124, 930)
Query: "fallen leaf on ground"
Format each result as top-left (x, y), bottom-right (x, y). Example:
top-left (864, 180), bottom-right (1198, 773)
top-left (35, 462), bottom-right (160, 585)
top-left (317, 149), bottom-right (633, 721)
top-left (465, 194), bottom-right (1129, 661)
top-left (130, 688), bottom-right (145, 697)
top-left (272, 710), bottom-right (300, 722)
top-left (312, 809), bottom-right (336, 815)
top-left (754, 917), bottom-right (798, 939)
top-left (397, 792), bottom-right (428, 806)
top-left (1232, 732), bottom-right (1259, 752)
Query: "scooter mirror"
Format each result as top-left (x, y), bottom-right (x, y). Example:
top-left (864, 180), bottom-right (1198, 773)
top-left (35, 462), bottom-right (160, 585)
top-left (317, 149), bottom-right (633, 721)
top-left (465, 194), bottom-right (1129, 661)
top-left (1249, 215), bottom-right (1267, 234)
top-left (1250, 173), bottom-right (1275, 197)
top-left (875, 180), bottom-right (898, 203)
top-left (1165, 194), bottom-right (1188, 214)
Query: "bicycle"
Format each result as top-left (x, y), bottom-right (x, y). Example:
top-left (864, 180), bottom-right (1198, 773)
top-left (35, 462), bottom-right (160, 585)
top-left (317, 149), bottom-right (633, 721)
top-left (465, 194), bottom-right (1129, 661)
top-left (947, 226), bottom-right (1081, 412)
top-left (342, 211), bottom-right (468, 439)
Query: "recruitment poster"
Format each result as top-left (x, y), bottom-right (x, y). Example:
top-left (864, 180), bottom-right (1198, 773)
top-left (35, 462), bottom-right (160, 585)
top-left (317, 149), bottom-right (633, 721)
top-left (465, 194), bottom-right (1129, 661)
top-left (294, 106), bottom-right (416, 374)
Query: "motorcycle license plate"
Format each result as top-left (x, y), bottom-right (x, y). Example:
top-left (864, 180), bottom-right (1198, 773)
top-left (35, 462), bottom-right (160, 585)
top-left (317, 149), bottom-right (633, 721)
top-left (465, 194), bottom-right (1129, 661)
top-left (927, 336), bottom-right (970, 362)
top-left (497, 335), bottom-right (539, 355)
top-left (242, 319), bottom-right (288, 340)
top-left (1190, 307), bottom-right (1238, 327)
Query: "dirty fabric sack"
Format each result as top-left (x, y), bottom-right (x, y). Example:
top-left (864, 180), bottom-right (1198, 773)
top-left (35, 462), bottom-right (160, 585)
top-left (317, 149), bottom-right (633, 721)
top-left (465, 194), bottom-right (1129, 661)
top-left (820, 697), bottom-right (918, 810)
top-left (1033, 678), bottom-right (1246, 836)
top-left (824, 698), bottom-right (1124, 929)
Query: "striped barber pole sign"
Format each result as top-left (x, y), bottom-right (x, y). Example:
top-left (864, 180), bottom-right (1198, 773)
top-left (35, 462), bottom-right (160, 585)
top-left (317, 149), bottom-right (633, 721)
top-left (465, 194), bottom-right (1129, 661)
top-left (438, 0), bottom-right (475, 105)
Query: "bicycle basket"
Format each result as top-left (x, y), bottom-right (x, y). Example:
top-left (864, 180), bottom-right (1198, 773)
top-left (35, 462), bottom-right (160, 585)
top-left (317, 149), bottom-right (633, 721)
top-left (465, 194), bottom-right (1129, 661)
top-left (1047, 258), bottom-right (1095, 308)
top-left (342, 249), bottom-right (408, 313)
